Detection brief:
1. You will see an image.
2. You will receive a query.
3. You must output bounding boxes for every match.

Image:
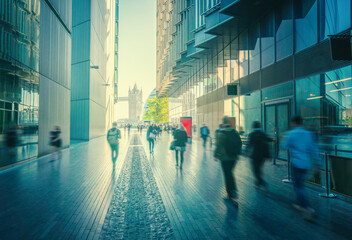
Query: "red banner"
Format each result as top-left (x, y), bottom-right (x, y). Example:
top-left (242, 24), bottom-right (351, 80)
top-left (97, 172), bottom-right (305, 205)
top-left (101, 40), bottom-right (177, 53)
top-left (180, 117), bottom-right (192, 138)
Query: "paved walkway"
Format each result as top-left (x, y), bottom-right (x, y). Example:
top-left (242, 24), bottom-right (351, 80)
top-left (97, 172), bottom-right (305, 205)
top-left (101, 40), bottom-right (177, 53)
top-left (0, 130), bottom-right (351, 239)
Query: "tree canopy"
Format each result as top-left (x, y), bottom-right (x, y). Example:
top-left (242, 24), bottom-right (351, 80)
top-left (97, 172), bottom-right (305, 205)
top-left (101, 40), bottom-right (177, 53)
top-left (143, 97), bottom-right (169, 123)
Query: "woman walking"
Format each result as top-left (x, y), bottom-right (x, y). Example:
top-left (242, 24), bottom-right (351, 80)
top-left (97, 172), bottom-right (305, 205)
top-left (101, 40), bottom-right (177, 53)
top-left (50, 126), bottom-right (62, 161)
top-left (173, 125), bottom-right (188, 169)
top-left (147, 125), bottom-right (156, 154)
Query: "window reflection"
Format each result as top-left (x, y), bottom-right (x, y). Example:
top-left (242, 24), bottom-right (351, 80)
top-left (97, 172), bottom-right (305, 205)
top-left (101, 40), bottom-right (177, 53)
top-left (320, 0), bottom-right (351, 40)
top-left (296, 66), bottom-right (352, 132)
top-left (295, 0), bottom-right (318, 52)
top-left (0, 0), bottom-right (40, 164)
top-left (276, 0), bottom-right (293, 60)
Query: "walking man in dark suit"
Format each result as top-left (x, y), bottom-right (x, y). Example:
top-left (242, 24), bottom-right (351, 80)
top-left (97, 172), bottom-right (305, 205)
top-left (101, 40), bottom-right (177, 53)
top-left (247, 121), bottom-right (271, 189)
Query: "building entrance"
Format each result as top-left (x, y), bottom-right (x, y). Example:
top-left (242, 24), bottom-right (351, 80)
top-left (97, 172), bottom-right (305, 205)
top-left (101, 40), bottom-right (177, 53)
top-left (264, 100), bottom-right (290, 160)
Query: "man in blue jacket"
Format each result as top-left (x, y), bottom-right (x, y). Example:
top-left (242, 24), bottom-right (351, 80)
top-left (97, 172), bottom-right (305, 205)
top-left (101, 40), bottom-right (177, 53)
top-left (282, 116), bottom-right (319, 220)
top-left (200, 123), bottom-right (210, 148)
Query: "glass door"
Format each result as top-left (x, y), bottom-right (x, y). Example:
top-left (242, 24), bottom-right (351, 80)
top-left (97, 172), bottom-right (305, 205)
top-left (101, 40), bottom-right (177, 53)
top-left (264, 100), bottom-right (290, 160)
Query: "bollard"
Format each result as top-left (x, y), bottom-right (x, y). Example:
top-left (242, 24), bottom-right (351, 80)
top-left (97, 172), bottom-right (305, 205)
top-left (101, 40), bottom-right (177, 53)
top-left (319, 152), bottom-right (336, 198)
top-left (282, 151), bottom-right (292, 183)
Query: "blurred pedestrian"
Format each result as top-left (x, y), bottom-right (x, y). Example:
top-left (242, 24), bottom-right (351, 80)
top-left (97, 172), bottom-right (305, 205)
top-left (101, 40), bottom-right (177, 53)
top-left (200, 123), bottom-right (210, 148)
top-left (173, 125), bottom-right (188, 169)
top-left (127, 124), bottom-right (131, 135)
top-left (50, 126), bottom-right (62, 161)
top-left (247, 121), bottom-right (271, 189)
top-left (215, 124), bottom-right (223, 137)
top-left (214, 116), bottom-right (242, 200)
top-left (282, 116), bottom-right (319, 221)
top-left (107, 122), bottom-right (121, 163)
top-left (147, 125), bottom-right (156, 154)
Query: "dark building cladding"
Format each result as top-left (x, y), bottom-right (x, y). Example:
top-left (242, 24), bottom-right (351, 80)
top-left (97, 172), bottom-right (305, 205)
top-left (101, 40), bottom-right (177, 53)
top-left (157, 0), bottom-right (352, 160)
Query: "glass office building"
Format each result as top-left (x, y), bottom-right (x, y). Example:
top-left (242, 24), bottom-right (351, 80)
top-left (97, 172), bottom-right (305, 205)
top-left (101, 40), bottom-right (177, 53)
top-left (71, 0), bottom-right (115, 140)
top-left (0, 0), bottom-right (72, 165)
top-left (157, 0), bottom-right (352, 159)
top-left (114, 0), bottom-right (119, 103)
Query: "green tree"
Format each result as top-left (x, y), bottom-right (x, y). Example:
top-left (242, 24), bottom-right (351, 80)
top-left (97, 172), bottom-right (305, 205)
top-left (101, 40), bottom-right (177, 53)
top-left (143, 97), bottom-right (169, 123)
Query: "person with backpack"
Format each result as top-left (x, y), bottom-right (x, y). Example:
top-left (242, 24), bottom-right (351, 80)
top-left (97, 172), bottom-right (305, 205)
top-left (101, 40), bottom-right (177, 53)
top-left (200, 123), bottom-right (210, 148)
top-left (147, 125), bottom-right (156, 154)
top-left (247, 121), bottom-right (272, 189)
top-left (173, 125), bottom-right (188, 169)
top-left (107, 122), bottom-right (121, 162)
top-left (214, 116), bottom-right (242, 199)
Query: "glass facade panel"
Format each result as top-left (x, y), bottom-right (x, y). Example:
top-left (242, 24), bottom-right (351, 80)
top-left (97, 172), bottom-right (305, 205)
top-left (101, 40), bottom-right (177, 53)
top-left (325, 66), bottom-right (352, 127)
top-left (276, 0), bottom-right (293, 61)
top-left (211, 55), bottom-right (217, 90)
top-left (262, 81), bottom-right (294, 101)
top-left (295, 0), bottom-right (318, 52)
top-left (223, 45), bottom-right (231, 85)
top-left (224, 97), bottom-right (240, 130)
top-left (230, 39), bottom-right (239, 82)
top-left (296, 66), bottom-right (352, 132)
top-left (217, 51), bottom-right (224, 88)
top-left (239, 31), bottom-right (249, 78)
top-left (320, 0), bottom-right (351, 40)
top-left (0, 0), bottom-right (40, 165)
top-left (261, 12), bottom-right (275, 68)
top-left (249, 23), bottom-right (260, 73)
top-left (296, 74), bottom-right (323, 130)
top-left (240, 91), bottom-right (261, 136)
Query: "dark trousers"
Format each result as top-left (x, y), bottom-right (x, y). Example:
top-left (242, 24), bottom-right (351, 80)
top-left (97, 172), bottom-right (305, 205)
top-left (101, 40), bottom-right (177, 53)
top-left (251, 157), bottom-right (266, 186)
top-left (201, 135), bottom-right (207, 148)
top-left (175, 150), bottom-right (184, 166)
top-left (110, 144), bottom-right (118, 162)
top-left (221, 160), bottom-right (237, 196)
top-left (148, 139), bottom-right (154, 153)
top-left (292, 166), bottom-right (310, 208)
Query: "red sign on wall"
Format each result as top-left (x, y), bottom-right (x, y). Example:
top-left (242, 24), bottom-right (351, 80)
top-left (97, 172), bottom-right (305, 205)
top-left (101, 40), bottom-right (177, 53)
top-left (180, 117), bottom-right (192, 138)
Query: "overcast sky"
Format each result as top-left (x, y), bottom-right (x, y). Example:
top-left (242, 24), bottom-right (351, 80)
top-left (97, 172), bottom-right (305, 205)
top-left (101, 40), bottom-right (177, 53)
top-left (117, 0), bottom-right (156, 116)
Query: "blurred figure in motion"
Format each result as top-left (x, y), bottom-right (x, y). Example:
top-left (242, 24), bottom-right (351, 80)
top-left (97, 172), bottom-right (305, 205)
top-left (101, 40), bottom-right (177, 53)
top-left (214, 116), bottom-right (242, 200)
top-left (282, 116), bottom-right (319, 221)
top-left (173, 125), bottom-right (188, 169)
top-left (139, 125), bottom-right (143, 135)
top-left (247, 121), bottom-right (271, 189)
top-left (215, 124), bottom-right (223, 136)
top-left (5, 123), bottom-right (19, 162)
top-left (200, 123), bottom-right (210, 149)
top-left (107, 122), bottom-right (121, 163)
top-left (147, 125), bottom-right (156, 154)
top-left (127, 124), bottom-right (131, 135)
top-left (50, 126), bottom-right (62, 161)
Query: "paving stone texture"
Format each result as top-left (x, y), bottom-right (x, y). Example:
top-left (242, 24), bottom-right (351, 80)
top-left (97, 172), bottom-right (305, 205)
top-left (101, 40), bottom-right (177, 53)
top-left (0, 130), bottom-right (351, 240)
top-left (100, 135), bottom-right (174, 239)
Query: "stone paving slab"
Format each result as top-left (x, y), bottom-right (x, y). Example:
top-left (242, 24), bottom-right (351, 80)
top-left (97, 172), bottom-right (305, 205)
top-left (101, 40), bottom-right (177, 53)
top-left (100, 135), bottom-right (174, 239)
top-left (143, 132), bottom-right (352, 240)
top-left (0, 130), bottom-right (351, 239)
top-left (0, 132), bottom-right (131, 240)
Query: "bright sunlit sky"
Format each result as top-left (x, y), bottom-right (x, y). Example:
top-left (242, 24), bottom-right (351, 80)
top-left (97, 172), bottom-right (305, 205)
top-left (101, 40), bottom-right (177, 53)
top-left (115, 0), bottom-right (156, 120)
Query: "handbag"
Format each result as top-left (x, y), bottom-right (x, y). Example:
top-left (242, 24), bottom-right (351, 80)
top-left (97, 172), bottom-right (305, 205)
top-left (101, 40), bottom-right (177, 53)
top-left (170, 141), bottom-right (175, 151)
top-left (149, 132), bottom-right (156, 140)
